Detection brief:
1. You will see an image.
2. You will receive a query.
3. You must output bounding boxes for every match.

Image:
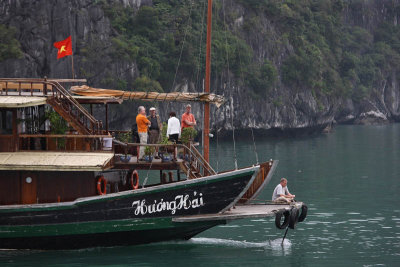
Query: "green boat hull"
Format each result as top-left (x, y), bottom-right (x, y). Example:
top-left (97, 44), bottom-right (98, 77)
top-left (0, 166), bottom-right (259, 249)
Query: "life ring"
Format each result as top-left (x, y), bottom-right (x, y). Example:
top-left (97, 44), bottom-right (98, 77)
top-left (298, 204), bottom-right (308, 222)
top-left (97, 176), bottom-right (107, 195)
top-left (288, 207), bottom-right (299, 229)
top-left (129, 170), bottom-right (139, 190)
top-left (275, 210), bottom-right (290, 229)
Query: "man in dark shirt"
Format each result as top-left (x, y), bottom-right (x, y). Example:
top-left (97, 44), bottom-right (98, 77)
top-left (147, 107), bottom-right (162, 158)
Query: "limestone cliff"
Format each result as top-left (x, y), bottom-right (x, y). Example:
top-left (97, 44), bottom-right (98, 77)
top-left (0, 0), bottom-right (399, 134)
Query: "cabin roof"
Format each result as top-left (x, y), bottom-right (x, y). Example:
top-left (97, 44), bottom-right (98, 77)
top-left (0, 152), bottom-right (114, 171)
top-left (0, 96), bottom-right (47, 108)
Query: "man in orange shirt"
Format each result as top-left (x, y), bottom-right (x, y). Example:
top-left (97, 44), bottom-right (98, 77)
top-left (136, 106), bottom-right (151, 160)
top-left (181, 104), bottom-right (196, 130)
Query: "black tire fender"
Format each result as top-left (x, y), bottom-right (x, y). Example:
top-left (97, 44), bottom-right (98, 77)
top-left (298, 205), bottom-right (308, 222)
top-left (288, 207), bottom-right (299, 229)
top-left (275, 210), bottom-right (290, 229)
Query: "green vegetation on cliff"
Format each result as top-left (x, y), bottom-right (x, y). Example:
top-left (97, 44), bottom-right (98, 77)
top-left (0, 24), bottom-right (23, 61)
top-left (94, 0), bottom-right (268, 94)
top-left (241, 0), bottom-right (400, 101)
top-left (92, 0), bottom-right (400, 101)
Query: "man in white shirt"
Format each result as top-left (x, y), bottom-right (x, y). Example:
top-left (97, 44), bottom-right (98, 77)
top-left (272, 178), bottom-right (295, 203)
top-left (167, 111), bottom-right (180, 143)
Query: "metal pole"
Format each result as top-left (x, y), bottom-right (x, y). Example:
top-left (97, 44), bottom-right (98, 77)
top-left (105, 104), bottom-right (109, 133)
top-left (203, 0), bottom-right (212, 169)
top-left (71, 53), bottom-right (75, 79)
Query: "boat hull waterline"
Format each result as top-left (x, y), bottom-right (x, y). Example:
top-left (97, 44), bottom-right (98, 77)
top-left (0, 166), bottom-right (259, 249)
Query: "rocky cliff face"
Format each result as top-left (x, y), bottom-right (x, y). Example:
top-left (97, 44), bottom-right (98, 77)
top-left (0, 0), bottom-right (399, 134)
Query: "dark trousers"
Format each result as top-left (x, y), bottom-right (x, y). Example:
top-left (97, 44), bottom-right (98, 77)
top-left (169, 134), bottom-right (179, 143)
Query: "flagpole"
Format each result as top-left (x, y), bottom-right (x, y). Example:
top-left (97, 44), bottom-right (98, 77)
top-left (203, 0), bottom-right (212, 167)
top-left (71, 53), bottom-right (75, 79)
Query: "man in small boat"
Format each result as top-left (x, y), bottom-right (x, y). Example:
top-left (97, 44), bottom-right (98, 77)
top-left (147, 107), bottom-right (162, 158)
top-left (181, 104), bottom-right (196, 130)
top-left (272, 178), bottom-right (295, 203)
top-left (167, 111), bottom-right (180, 143)
top-left (136, 106), bottom-right (151, 160)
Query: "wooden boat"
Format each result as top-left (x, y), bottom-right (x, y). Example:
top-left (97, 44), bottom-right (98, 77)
top-left (0, 77), bottom-right (282, 249)
top-left (0, 0), bottom-right (292, 250)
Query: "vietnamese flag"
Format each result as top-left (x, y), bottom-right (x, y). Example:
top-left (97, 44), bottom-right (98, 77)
top-left (53, 36), bottom-right (73, 59)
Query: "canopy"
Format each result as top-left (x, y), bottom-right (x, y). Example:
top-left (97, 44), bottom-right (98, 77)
top-left (70, 85), bottom-right (225, 108)
top-left (0, 152), bottom-right (114, 171)
top-left (0, 96), bottom-right (47, 108)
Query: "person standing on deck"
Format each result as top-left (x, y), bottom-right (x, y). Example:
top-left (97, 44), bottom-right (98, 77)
top-left (136, 106), bottom-right (151, 160)
top-left (181, 104), bottom-right (196, 130)
top-left (272, 178), bottom-right (295, 203)
top-left (167, 111), bottom-right (180, 143)
top-left (147, 107), bottom-right (162, 158)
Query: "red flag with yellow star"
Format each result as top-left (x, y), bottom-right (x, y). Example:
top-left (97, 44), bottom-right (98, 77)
top-left (53, 36), bottom-right (72, 59)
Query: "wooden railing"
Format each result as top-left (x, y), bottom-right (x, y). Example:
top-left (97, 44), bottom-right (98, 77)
top-left (186, 142), bottom-right (216, 176)
top-left (47, 81), bottom-right (102, 134)
top-left (0, 78), bottom-right (102, 135)
top-left (113, 142), bottom-right (216, 177)
top-left (0, 78), bottom-right (86, 96)
top-left (238, 160), bottom-right (275, 203)
top-left (18, 134), bottom-right (111, 152)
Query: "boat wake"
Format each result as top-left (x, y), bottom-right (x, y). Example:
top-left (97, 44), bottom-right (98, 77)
top-left (186, 237), bottom-right (292, 250)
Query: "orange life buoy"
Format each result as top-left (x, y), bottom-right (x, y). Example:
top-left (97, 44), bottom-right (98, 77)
top-left (130, 170), bottom-right (139, 190)
top-left (97, 176), bottom-right (107, 195)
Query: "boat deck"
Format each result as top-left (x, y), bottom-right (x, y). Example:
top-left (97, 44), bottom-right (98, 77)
top-left (114, 156), bottom-right (184, 170)
top-left (173, 202), bottom-right (303, 222)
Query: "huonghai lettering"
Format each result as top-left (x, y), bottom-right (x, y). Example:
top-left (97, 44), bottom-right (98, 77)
top-left (131, 191), bottom-right (204, 215)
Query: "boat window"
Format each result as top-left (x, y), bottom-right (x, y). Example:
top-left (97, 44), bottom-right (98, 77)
top-left (19, 106), bottom-right (44, 134)
top-left (0, 110), bottom-right (12, 135)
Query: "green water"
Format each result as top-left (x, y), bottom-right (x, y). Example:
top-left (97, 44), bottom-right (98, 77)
top-left (1, 124), bottom-right (400, 266)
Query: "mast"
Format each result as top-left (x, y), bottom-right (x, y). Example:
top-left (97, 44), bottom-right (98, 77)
top-left (203, 0), bottom-right (212, 165)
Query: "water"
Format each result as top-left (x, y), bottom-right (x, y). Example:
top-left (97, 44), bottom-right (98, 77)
top-left (1, 124), bottom-right (400, 266)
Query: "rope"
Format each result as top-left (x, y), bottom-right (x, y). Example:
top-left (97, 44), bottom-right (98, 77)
top-left (142, 156), bottom-right (154, 188)
top-left (282, 227), bottom-right (289, 245)
top-left (195, 0), bottom-right (207, 90)
top-left (250, 126), bottom-right (259, 165)
top-left (222, 0), bottom-right (238, 170)
top-left (229, 1), bottom-right (261, 167)
top-left (170, 0), bottom-right (194, 92)
top-left (230, 98), bottom-right (238, 170)
top-left (216, 127), bottom-right (219, 172)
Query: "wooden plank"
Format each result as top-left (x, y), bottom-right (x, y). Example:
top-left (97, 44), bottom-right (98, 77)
top-left (114, 157), bottom-right (182, 170)
top-left (47, 79), bottom-right (87, 83)
top-left (0, 82), bottom-right (50, 90)
top-left (21, 172), bottom-right (37, 204)
top-left (75, 97), bottom-right (123, 105)
top-left (0, 136), bottom-right (14, 152)
top-left (0, 171), bottom-right (20, 205)
top-left (19, 134), bottom-right (110, 138)
top-left (173, 203), bottom-right (303, 222)
top-left (37, 171), bottom-right (95, 203)
top-left (239, 160), bottom-right (278, 203)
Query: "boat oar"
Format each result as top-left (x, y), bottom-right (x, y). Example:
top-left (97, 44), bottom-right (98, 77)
top-left (281, 227), bottom-right (289, 245)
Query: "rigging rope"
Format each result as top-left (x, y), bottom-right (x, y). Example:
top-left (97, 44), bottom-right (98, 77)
top-left (170, 0), bottom-right (195, 92)
top-left (195, 0), bottom-right (207, 90)
top-left (216, 127), bottom-right (219, 172)
top-left (250, 126), bottom-right (259, 165)
top-left (142, 155), bottom-right (154, 187)
top-left (230, 97), bottom-right (238, 170)
top-left (222, 0), bottom-right (238, 170)
top-left (229, 0), bottom-right (261, 166)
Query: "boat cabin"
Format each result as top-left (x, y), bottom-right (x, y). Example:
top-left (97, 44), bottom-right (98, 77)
top-left (0, 78), bottom-right (221, 206)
